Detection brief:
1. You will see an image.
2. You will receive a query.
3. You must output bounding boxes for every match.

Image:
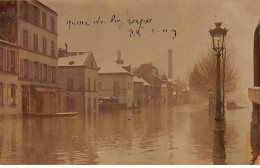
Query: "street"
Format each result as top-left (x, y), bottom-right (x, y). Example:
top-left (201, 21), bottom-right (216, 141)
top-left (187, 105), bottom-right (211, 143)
top-left (0, 100), bottom-right (254, 165)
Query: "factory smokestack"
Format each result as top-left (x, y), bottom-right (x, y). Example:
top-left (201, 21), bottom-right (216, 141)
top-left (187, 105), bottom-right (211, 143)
top-left (168, 49), bottom-right (173, 79)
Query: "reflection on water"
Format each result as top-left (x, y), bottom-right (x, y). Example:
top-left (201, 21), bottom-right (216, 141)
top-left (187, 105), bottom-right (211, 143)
top-left (0, 102), bottom-right (254, 164)
top-left (250, 104), bottom-right (260, 164)
top-left (212, 118), bottom-right (226, 165)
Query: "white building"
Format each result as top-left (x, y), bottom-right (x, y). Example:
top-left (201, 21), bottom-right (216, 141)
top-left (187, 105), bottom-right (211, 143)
top-left (58, 52), bottom-right (100, 113)
top-left (99, 62), bottom-right (134, 108)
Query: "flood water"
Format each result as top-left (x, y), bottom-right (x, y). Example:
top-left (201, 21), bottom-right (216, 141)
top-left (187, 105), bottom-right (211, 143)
top-left (0, 101), bottom-right (256, 165)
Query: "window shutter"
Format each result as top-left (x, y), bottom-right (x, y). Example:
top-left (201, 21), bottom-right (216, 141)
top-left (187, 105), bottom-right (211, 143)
top-left (15, 85), bottom-right (18, 105)
top-left (27, 31), bottom-right (30, 49)
top-left (7, 84), bottom-right (10, 106)
top-left (31, 61), bottom-right (35, 79)
top-left (29, 61), bottom-right (34, 79)
top-left (7, 50), bottom-right (11, 72)
top-left (20, 59), bottom-right (24, 78)
top-left (15, 53), bottom-right (19, 73)
top-left (39, 63), bottom-right (42, 81)
top-left (29, 61), bottom-right (32, 79)
top-left (48, 66), bottom-right (51, 82)
top-left (3, 49), bottom-right (7, 71)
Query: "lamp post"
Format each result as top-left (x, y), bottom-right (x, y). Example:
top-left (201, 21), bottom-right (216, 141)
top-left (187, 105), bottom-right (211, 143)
top-left (209, 22), bottom-right (228, 120)
top-left (209, 22), bottom-right (228, 165)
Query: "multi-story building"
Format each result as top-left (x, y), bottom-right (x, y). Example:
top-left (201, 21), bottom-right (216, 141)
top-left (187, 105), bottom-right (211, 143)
top-left (134, 63), bottom-right (161, 98)
top-left (0, 40), bottom-right (21, 115)
top-left (133, 76), bottom-right (145, 108)
top-left (0, 0), bottom-right (59, 115)
top-left (58, 51), bottom-right (100, 113)
top-left (99, 62), bottom-right (134, 109)
top-left (133, 76), bottom-right (150, 108)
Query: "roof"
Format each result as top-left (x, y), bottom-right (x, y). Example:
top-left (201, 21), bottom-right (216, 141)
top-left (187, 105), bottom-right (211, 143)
top-left (99, 62), bottom-right (134, 76)
top-left (36, 0), bottom-right (58, 16)
top-left (133, 76), bottom-right (144, 83)
top-left (140, 78), bottom-right (151, 86)
top-left (58, 52), bottom-right (92, 67)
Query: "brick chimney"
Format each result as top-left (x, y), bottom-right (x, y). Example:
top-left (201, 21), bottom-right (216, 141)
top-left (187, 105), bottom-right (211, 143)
top-left (116, 51), bottom-right (124, 64)
top-left (168, 49), bottom-right (173, 79)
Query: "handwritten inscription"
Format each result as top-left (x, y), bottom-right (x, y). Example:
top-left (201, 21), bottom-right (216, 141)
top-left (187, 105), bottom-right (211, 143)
top-left (67, 15), bottom-right (176, 40)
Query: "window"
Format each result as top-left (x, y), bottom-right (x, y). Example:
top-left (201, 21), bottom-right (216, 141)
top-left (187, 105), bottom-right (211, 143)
top-left (42, 37), bottom-right (47, 54)
top-left (42, 11), bottom-right (46, 29)
top-left (0, 83), bottom-right (3, 106)
top-left (47, 66), bottom-right (51, 82)
top-left (24, 59), bottom-right (29, 79)
top-left (10, 51), bottom-right (15, 73)
top-left (43, 64), bottom-right (47, 81)
top-left (33, 6), bottom-right (40, 25)
top-left (98, 81), bottom-right (101, 90)
top-left (114, 81), bottom-right (119, 88)
top-left (34, 62), bottom-right (38, 80)
top-left (51, 67), bottom-right (56, 83)
top-left (33, 34), bottom-right (38, 51)
top-left (51, 40), bottom-right (55, 57)
top-left (23, 30), bottom-right (28, 48)
top-left (67, 97), bottom-right (74, 112)
top-left (88, 78), bottom-right (91, 91)
top-left (67, 79), bottom-right (73, 91)
top-left (91, 61), bottom-right (93, 67)
top-left (114, 81), bottom-right (119, 96)
top-left (20, 1), bottom-right (28, 20)
top-left (51, 17), bottom-right (55, 33)
top-left (0, 48), bottom-right (3, 71)
top-left (38, 63), bottom-right (42, 81)
top-left (94, 98), bottom-right (96, 110)
top-left (10, 84), bottom-right (16, 106)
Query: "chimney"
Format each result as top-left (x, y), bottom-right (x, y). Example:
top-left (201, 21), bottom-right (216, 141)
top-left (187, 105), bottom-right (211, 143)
top-left (65, 43), bottom-right (68, 52)
top-left (116, 51), bottom-right (124, 64)
top-left (168, 49), bottom-right (173, 79)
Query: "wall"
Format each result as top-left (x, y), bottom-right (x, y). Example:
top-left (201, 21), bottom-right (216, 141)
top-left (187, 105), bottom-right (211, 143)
top-left (58, 66), bottom-right (99, 113)
top-left (99, 73), bottom-right (133, 108)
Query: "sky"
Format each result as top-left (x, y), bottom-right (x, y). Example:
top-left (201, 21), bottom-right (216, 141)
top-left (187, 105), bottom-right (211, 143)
top-left (40, 0), bottom-right (260, 89)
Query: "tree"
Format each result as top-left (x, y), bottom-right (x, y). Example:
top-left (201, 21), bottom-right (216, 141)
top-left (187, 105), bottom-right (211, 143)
top-left (188, 47), bottom-right (238, 98)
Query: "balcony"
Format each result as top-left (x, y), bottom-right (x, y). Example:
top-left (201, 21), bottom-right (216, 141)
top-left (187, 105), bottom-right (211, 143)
top-left (248, 87), bottom-right (260, 104)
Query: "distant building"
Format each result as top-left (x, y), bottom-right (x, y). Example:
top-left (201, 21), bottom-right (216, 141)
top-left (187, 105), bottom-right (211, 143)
top-left (98, 62), bottom-right (134, 109)
top-left (58, 52), bottom-right (99, 113)
top-left (133, 76), bottom-right (145, 108)
top-left (134, 63), bottom-right (161, 98)
top-left (0, 40), bottom-right (21, 115)
top-left (0, 0), bottom-right (59, 115)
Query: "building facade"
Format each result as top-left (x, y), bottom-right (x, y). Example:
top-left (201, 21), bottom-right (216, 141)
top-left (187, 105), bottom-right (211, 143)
top-left (0, 0), bottom-right (59, 115)
top-left (133, 76), bottom-right (145, 108)
top-left (58, 52), bottom-right (99, 113)
top-left (99, 62), bottom-right (134, 109)
top-left (0, 40), bottom-right (21, 115)
top-left (134, 63), bottom-right (161, 99)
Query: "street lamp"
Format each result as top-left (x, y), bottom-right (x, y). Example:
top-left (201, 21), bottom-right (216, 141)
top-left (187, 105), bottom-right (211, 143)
top-left (209, 22), bottom-right (228, 120)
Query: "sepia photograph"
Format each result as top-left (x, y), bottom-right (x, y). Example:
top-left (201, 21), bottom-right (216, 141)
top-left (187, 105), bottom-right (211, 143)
top-left (0, 0), bottom-right (260, 165)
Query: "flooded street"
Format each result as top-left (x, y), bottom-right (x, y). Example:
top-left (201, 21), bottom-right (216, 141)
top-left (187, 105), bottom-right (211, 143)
top-left (0, 101), bottom-right (255, 165)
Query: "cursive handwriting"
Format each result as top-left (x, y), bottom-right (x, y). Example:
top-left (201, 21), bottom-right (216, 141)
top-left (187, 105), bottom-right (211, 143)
top-left (66, 15), bottom-right (176, 40)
